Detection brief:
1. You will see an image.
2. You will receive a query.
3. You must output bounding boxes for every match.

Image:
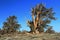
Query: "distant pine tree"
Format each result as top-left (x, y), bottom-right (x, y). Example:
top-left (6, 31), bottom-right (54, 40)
top-left (45, 26), bottom-right (55, 33)
top-left (2, 16), bottom-right (21, 33)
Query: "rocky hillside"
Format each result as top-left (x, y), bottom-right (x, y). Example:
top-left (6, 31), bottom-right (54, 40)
top-left (0, 33), bottom-right (60, 40)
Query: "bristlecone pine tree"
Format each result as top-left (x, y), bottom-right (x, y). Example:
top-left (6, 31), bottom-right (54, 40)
top-left (2, 16), bottom-right (20, 33)
top-left (27, 3), bottom-right (56, 33)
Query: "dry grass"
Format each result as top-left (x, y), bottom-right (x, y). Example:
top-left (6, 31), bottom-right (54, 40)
top-left (0, 33), bottom-right (60, 40)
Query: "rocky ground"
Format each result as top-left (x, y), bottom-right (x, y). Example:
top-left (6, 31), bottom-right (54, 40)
top-left (0, 33), bottom-right (60, 40)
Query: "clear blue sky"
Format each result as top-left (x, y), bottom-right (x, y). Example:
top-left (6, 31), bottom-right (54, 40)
top-left (0, 0), bottom-right (60, 32)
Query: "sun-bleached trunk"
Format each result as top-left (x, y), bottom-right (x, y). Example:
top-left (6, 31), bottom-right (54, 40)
top-left (32, 12), bottom-right (40, 33)
top-left (32, 14), bottom-right (36, 33)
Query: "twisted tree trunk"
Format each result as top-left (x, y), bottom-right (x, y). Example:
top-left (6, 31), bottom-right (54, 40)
top-left (32, 12), bottom-right (40, 34)
top-left (32, 14), bottom-right (36, 33)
